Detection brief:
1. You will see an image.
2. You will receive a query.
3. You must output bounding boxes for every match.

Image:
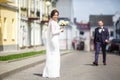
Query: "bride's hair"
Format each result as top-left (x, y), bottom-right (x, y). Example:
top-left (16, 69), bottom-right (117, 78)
top-left (50, 9), bottom-right (59, 18)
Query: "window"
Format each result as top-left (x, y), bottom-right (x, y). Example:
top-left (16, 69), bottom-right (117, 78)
top-left (3, 17), bottom-right (7, 40)
top-left (12, 19), bottom-right (15, 40)
top-left (80, 31), bottom-right (84, 35)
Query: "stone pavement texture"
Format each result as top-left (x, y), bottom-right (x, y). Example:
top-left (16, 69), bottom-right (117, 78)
top-left (0, 46), bottom-right (71, 79)
top-left (2, 51), bottom-right (120, 80)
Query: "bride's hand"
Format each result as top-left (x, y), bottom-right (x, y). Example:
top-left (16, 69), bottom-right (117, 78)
top-left (60, 28), bottom-right (64, 32)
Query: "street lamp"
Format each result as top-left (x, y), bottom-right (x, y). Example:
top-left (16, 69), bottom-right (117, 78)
top-left (46, 1), bottom-right (51, 20)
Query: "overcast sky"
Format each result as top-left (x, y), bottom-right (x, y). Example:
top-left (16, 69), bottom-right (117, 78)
top-left (73, 0), bottom-right (120, 22)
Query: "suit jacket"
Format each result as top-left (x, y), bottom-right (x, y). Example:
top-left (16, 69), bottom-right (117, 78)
top-left (94, 27), bottom-right (109, 44)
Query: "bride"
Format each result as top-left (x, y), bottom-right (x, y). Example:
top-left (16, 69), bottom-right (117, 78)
top-left (42, 9), bottom-right (64, 78)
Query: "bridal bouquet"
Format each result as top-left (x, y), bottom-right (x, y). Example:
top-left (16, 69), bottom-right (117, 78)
top-left (58, 20), bottom-right (69, 27)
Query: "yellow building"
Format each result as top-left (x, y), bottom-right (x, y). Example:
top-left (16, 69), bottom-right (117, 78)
top-left (0, 0), bottom-right (58, 51)
top-left (0, 0), bottom-right (18, 51)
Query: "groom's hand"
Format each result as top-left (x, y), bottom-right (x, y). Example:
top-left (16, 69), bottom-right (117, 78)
top-left (105, 40), bottom-right (109, 43)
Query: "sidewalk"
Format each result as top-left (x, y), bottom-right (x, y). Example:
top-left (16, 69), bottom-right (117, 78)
top-left (0, 46), bottom-right (45, 56)
top-left (0, 47), bottom-right (72, 79)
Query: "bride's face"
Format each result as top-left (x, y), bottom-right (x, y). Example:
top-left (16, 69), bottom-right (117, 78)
top-left (52, 12), bottom-right (58, 21)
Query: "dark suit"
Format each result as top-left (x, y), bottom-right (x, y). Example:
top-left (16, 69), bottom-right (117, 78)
top-left (94, 27), bottom-right (109, 63)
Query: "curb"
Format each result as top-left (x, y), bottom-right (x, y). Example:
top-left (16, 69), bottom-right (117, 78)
top-left (0, 50), bottom-right (72, 79)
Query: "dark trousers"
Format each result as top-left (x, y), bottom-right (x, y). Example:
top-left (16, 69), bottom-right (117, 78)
top-left (94, 42), bottom-right (106, 63)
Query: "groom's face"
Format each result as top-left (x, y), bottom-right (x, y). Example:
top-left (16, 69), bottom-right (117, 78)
top-left (98, 21), bottom-right (104, 27)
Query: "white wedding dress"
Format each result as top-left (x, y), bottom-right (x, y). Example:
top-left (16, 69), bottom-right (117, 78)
top-left (43, 20), bottom-right (61, 78)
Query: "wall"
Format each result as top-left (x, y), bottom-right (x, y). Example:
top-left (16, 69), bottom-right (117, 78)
top-left (0, 6), bottom-right (17, 51)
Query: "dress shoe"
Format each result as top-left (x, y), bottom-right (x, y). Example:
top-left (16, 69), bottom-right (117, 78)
top-left (103, 62), bottom-right (107, 65)
top-left (93, 62), bottom-right (98, 66)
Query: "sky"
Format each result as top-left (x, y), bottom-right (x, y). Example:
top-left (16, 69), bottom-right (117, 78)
top-left (73, 0), bottom-right (120, 22)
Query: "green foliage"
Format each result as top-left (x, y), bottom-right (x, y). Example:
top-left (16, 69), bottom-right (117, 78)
top-left (0, 50), bottom-right (45, 61)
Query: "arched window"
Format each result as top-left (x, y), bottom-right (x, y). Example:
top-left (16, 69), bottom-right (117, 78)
top-left (3, 17), bottom-right (7, 40)
top-left (12, 19), bottom-right (15, 40)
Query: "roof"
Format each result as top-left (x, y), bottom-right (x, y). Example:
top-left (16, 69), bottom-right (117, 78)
top-left (89, 15), bottom-right (114, 26)
top-left (76, 22), bottom-right (90, 30)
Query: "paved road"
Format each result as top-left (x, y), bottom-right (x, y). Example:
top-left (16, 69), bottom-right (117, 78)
top-left (3, 51), bottom-right (120, 80)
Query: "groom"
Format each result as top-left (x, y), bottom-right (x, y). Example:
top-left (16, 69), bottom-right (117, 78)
top-left (93, 20), bottom-right (109, 66)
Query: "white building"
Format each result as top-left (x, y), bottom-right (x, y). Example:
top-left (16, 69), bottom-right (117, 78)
top-left (18, 0), bottom-right (43, 49)
top-left (113, 11), bottom-right (120, 39)
top-left (56, 0), bottom-right (79, 50)
top-left (75, 20), bottom-right (90, 51)
top-left (56, 0), bottom-right (74, 22)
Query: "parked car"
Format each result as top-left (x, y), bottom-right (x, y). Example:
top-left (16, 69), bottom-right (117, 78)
top-left (108, 39), bottom-right (120, 53)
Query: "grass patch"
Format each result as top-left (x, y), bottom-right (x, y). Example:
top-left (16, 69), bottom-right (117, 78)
top-left (0, 50), bottom-right (45, 61)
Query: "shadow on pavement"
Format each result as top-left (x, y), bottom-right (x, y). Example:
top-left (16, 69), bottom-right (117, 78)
top-left (84, 64), bottom-right (97, 66)
top-left (33, 73), bottom-right (43, 77)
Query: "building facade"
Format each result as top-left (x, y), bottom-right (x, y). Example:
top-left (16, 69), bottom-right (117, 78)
top-left (75, 19), bottom-right (90, 51)
top-left (113, 12), bottom-right (120, 39)
top-left (56, 0), bottom-right (74, 22)
top-left (0, 0), bottom-right (59, 52)
top-left (18, 0), bottom-right (43, 49)
top-left (0, 0), bottom-right (18, 51)
top-left (56, 0), bottom-right (76, 49)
